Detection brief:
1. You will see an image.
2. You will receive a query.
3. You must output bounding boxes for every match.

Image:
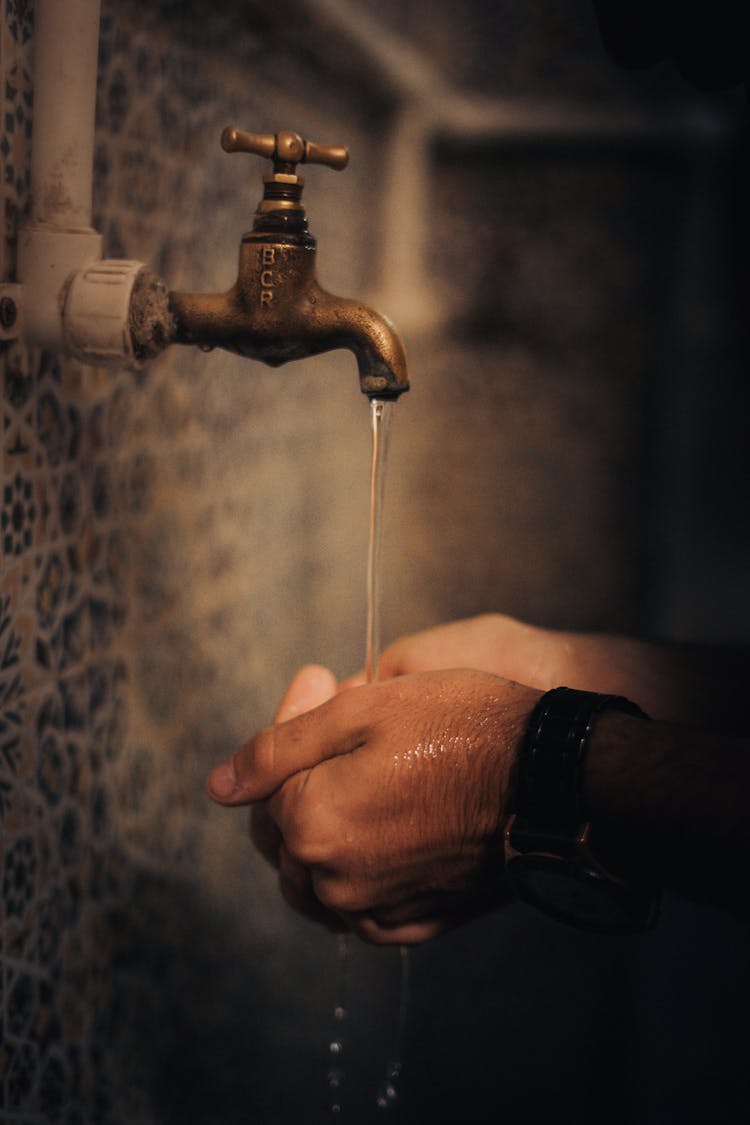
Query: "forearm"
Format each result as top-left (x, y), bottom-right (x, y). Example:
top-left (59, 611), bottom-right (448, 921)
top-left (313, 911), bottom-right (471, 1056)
top-left (583, 712), bottom-right (750, 916)
top-left (541, 628), bottom-right (750, 734)
top-left (645, 642), bottom-right (750, 735)
top-left (377, 614), bottom-right (750, 736)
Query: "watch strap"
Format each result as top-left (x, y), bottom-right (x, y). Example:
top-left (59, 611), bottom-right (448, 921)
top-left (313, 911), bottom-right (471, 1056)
top-left (505, 686), bottom-right (658, 933)
top-left (512, 686), bottom-right (648, 843)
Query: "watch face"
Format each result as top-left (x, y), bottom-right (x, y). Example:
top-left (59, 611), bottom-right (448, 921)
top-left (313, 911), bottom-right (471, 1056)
top-left (507, 854), bottom-right (640, 934)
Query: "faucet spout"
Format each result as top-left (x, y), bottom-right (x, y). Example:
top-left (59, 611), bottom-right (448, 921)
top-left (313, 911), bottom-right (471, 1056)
top-left (166, 232), bottom-right (409, 399)
top-left (308, 293), bottom-right (409, 399)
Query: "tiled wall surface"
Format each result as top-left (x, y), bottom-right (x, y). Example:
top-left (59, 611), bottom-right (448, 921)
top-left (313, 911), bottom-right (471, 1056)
top-left (0, 5), bottom-right (383, 1121)
top-left (1, 2), bottom-right (746, 1123)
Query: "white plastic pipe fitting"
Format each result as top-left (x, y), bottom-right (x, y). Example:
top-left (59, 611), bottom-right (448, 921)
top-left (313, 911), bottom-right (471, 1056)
top-left (15, 227), bottom-right (147, 361)
top-left (11, 0), bottom-right (147, 364)
top-left (64, 258), bottom-right (150, 362)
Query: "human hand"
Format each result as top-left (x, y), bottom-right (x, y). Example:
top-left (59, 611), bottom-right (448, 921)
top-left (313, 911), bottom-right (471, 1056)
top-left (245, 665), bottom-right (344, 930)
top-left (349, 614), bottom-right (696, 723)
top-left (343, 614), bottom-right (562, 688)
top-left (206, 668), bottom-right (539, 944)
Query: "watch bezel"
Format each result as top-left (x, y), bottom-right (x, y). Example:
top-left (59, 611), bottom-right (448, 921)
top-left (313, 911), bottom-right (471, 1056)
top-left (504, 814), bottom-right (656, 934)
top-left (505, 851), bottom-right (645, 936)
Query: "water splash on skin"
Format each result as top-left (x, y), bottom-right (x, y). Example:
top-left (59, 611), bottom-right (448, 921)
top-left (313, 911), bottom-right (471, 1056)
top-left (391, 686), bottom-right (520, 773)
top-left (394, 733), bottom-right (471, 768)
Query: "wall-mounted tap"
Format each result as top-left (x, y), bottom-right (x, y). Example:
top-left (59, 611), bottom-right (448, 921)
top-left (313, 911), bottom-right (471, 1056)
top-left (160, 128), bottom-right (409, 400)
top-left (4, 116), bottom-right (409, 402)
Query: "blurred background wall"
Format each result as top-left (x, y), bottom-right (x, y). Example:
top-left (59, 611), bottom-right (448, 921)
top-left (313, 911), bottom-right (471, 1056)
top-left (1, 1), bottom-right (747, 1122)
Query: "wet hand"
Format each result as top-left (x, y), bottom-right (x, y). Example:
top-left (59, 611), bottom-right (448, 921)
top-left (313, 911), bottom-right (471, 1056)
top-left (207, 668), bottom-right (539, 944)
top-left (342, 614), bottom-right (561, 687)
top-left (244, 665), bottom-right (344, 930)
top-left (344, 614), bottom-right (685, 721)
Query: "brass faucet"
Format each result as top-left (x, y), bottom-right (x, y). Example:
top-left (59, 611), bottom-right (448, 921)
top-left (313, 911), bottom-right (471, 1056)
top-left (165, 128), bottom-right (409, 399)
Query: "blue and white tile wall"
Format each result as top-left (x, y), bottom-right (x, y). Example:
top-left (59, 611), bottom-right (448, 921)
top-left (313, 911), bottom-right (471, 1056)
top-left (0, 4), bottom-right (384, 1120)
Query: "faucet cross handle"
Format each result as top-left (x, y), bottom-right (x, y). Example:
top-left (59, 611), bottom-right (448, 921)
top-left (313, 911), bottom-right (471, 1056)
top-left (220, 127), bottom-right (349, 175)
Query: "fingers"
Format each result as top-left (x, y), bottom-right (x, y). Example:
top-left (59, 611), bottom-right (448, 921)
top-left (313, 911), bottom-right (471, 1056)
top-left (278, 845), bottom-right (347, 931)
top-left (206, 663), bottom-right (338, 804)
top-left (274, 664), bottom-right (338, 722)
top-left (249, 804), bottom-right (282, 868)
top-left (250, 805), bottom-right (346, 931)
top-left (338, 626), bottom-right (447, 685)
top-left (371, 624), bottom-right (462, 678)
top-left (350, 915), bottom-right (447, 946)
top-left (337, 670), bottom-right (366, 692)
top-left (206, 682), bottom-right (371, 805)
top-left (277, 845), bottom-right (319, 915)
top-left (339, 615), bottom-right (517, 685)
top-left (343, 890), bottom-right (512, 946)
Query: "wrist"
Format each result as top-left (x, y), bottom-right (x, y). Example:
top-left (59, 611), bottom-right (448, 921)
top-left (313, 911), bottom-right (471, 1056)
top-left (581, 709), bottom-right (654, 884)
top-left (503, 686), bottom-right (659, 933)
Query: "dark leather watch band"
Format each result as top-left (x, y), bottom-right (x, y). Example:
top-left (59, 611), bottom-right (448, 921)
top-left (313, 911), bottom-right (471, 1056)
top-left (505, 686), bottom-right (658, 933)
top-left (511, 686), bottom-right (649, 848)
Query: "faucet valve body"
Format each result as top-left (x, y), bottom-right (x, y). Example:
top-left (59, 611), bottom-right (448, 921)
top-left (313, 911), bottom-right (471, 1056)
top-left (167, 128), bottom-right (409, 399)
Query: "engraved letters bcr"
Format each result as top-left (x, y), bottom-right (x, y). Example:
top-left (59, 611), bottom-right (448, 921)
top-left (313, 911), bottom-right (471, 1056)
top-left (260, 247), bottom-right (276, 306)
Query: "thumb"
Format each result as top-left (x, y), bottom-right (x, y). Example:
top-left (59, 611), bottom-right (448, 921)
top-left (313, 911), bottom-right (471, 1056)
top-left (275, 664), bottom-right (338, 722)
top-left (206, 676), bottom-right (369, 805)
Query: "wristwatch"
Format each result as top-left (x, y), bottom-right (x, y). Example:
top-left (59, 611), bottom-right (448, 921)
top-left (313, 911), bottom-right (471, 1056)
top-left (503, 686), bottom-right (659, 934)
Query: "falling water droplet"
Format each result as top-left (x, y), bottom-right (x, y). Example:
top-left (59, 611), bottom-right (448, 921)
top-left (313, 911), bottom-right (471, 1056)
top-left (327, 1067), bottom-right (345, 1089)
top-left (375, 1058), bottom-right (403, 1111)
top-left (376, 1082), bottom-right (399, 1110)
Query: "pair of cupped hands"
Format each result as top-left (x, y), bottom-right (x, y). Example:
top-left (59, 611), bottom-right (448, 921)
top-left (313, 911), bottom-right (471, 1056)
top-left (206, 614), bottom-right (669, 944)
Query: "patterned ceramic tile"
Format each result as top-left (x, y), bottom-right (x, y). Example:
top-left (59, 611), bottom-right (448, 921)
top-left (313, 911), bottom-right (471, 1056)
top-left (3, 345), bottom-right (37, 476)
top-left (0, 55), bottom-right (32, 281)
top-left (1, 469), bottom-right (37, 557)
top-left (3, 1040), bottom-right (38, 1113)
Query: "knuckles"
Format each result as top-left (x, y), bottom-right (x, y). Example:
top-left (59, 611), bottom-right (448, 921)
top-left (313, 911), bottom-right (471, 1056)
top-left (279, 787), bottom-right (337, 869)
top-left (313, 876), bottom-right (370, 915)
